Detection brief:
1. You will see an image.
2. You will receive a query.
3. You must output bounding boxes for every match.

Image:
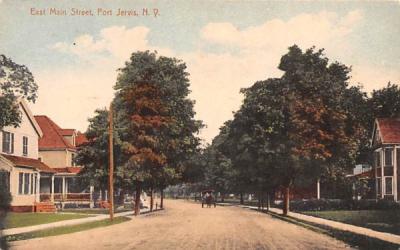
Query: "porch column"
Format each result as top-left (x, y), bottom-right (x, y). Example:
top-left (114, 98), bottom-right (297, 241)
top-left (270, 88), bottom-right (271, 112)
top-left (317, 178), bottom-right (320, 200)
top-left (51, 175), bottom-right (55, 202)
top-left (381, 149), bottom-right (385, 199)
top-left (375, 151), bottom-right (378, 201)
top-left (62, 177), bottom-right (66, 199)
top-left (394, 147), bottom-right (398, 201)
top-left (89, 185), bottom-right (94, 208)
top-left (36, 173), bottom-right (41, 202)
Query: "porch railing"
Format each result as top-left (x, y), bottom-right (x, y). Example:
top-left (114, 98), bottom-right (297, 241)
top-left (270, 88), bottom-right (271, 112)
top-left (40, 193), bottom-right (91, 202)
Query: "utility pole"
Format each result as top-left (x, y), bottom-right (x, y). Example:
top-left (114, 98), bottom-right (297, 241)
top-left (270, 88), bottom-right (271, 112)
top-left (109, 102), bottom-right (114, 221)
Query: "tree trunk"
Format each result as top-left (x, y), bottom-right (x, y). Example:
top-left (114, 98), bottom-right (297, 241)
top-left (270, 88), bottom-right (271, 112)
top-left (150, 186), bottom-right (154, 212)
top-left (160, 188), bottom-right (164, 209)
top-left (221, 193), bottom-right (225, 202)
top-left (257, 192), bottom-right (261, 210)
top-left (118, 189), bottom-right (125, 205)
top-left (283, 186), bottom-right (290, 216)
top-left (134, 183), bottom-right (142, 216)
top-left (240, 192), bottom-right (244, 205)
top-left (266, 193), bottom-right (270, 212)
top-left (261, 191), bottom-right (264, 211)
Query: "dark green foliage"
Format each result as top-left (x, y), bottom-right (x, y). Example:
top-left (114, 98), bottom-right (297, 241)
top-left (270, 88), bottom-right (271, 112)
top-left (0, 55), bottom-right (38, 129)
top-left (276, 199), bottom-right (400, 212)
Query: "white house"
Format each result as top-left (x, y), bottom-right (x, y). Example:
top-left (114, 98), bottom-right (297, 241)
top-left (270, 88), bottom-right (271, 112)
top-left (0, 99), bottom-right (56, 212)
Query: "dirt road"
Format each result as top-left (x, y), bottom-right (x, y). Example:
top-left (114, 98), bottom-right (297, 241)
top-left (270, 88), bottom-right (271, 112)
top-left (11, 200), bottom-right (352, 250)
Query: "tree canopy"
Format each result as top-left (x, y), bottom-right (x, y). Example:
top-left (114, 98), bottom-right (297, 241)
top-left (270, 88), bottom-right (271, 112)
top-left (0, 55), bottom-right (38, 129)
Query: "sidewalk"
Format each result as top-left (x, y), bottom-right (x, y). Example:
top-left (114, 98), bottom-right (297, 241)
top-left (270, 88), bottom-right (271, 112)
top-left (2, 208), bottom-right (150, 236)
top-left (226, 203), bottom-right (400, 245)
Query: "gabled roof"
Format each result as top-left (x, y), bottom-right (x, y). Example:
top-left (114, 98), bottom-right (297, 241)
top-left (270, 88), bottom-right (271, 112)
top-left (373, 118), bottom-right (400, 145)
top-left (18, 98), bottom-right (43, 137)
top-left (34, 116), bottom-right (76, 150)
top-left (1, 154), bottom-right (55, 173)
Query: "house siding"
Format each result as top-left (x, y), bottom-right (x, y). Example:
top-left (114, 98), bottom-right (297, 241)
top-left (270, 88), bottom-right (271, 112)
top-left (0, 103), bottom-right (39, 159)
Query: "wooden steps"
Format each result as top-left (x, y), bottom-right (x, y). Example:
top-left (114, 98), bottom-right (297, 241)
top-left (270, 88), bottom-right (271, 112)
top-left (35, 202), bottom-right (56, 212)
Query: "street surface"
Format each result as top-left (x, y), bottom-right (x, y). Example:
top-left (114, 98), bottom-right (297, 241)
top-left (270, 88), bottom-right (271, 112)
top-left (12, 200), bottom-right (352, 250)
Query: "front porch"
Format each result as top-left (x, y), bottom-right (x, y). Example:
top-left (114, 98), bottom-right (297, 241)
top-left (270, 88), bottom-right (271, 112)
top-left (39, 174), bottom-right (94, 209)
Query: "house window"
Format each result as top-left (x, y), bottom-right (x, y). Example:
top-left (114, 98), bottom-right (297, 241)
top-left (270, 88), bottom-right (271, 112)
top-left (385, 177), bottom-right (393, 195)
top-left (384, 148), bottom-right (393, 166)
top-left (376, 178), bottom-right (381, 195)
top-left (34, 174), bottom-right (37, 194)
top-left (375, 151), bottom-right (381, 167)
top-left (2, 131), bottom-right (14, 154)
top-left (23, 136), bottom-right (28, 156)
top-left (18, 173), bottom-right (23, 194)
top-left (24, 173), bottom-right (30, 194)
top-left (71, 153), bottom-right (76, 166)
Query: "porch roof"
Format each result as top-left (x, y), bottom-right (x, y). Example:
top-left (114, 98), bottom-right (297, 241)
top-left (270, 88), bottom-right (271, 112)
top-left (352, 169), bottom-right (374, 179)
top-left (53, 167), bottom-right (82, 174)
top-left (1, 154), bottom-right (56, 173)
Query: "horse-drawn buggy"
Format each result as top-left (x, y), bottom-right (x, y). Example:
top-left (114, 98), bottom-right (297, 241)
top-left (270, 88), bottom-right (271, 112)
top-left (201, 189), bottom-right (216, 208)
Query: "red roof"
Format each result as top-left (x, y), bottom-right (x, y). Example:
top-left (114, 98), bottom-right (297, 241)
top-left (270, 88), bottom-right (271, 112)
top-left (376, 118), bottom-right (400, 144)
top-left (53, 167), bottom-right (82, 174)
top-left (34, 116), bottom-right (76, 150)
top-left (1, 154), bottom-right (55, 173)
top-left (75, 132), bottom-right (89, 147)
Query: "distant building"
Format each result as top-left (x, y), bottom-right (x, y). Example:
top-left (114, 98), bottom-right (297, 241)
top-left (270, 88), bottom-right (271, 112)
top-left (371, 118), bottom-right (400, 202)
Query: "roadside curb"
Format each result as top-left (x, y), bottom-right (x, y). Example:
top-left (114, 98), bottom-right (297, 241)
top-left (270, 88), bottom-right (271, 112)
top-left (218, 202), bottom-right (400, 247)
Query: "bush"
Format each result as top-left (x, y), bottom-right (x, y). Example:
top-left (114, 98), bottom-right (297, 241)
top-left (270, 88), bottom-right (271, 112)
top-left (276, 199), bottom-right (400, 212)
top-left (0, 182), bottom-right (11, 249)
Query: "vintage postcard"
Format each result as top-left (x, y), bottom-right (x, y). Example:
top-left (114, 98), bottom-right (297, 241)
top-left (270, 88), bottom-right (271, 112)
top-left (0, 1), bottom-right (399, 249)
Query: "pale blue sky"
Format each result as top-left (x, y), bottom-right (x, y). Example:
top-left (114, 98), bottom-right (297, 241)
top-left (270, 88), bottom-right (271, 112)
top-left (1, 0), bottom-right (399, 142)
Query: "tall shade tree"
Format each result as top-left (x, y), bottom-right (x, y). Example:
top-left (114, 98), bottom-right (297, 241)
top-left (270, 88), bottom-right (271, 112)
top-left (274, 45), bottom-right (360, 214)
top-left (117, 81), bottom-right (172, 215)
top-left (0, 55), bottom-right (38, 129)
top-left (114, 51), bottom-right (203, 209)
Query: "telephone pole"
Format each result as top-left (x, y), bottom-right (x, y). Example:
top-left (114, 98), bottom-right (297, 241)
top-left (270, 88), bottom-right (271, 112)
top-left (109, 102), bottom-right (114, 221)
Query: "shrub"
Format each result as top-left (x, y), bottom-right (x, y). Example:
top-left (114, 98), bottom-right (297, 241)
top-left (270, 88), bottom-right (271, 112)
top-left (0, 181), bottom-right (11, 250)
top-left (275, 198), bottom-right (400, 212)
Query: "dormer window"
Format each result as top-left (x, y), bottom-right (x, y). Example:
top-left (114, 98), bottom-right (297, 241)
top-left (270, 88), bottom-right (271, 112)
top-left (2, 131), bottom-right (14, 154)
top-left (23, 136), bottom-right (28, 156)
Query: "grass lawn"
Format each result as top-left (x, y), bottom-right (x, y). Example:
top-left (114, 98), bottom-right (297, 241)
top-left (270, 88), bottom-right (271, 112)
top-left (5, 213), bottom-right (91, 229)
top-left (303, 210), bottom-right (400, 235)
top-left (6, 217), bottom-right (130, 242)
top-left (264, 210), bottom-right (400, 250)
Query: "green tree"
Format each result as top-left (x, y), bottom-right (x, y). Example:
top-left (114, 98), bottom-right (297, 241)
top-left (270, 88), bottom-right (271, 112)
top-left (76, 109), bottom-right (126, 200)
top-left (275, 45), bottom-right (360, 214)
top-left (114, 51), bottom-right (203, 208)
top-left (0, 55), bottom-right (38, 129)
top-left (117, 81), bottom-right (171, 215)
